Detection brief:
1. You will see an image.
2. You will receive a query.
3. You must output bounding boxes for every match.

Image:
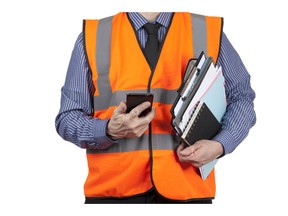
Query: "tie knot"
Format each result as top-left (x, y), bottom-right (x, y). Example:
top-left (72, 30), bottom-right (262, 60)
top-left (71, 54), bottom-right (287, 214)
top-left (143, 23), bottom-right (161, 35)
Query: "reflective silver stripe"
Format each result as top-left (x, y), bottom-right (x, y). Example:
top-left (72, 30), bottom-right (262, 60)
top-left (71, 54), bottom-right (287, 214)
top-left (93, 88), bottom-right (178, 111)
top-left (87, 134), bottom-right (179, 154)
top-left (151, 88), bottom-right (177, 105)
top-left (96, 16), bottom-right (113, 97)
top-left (191, 13), bottom-right (207, 56)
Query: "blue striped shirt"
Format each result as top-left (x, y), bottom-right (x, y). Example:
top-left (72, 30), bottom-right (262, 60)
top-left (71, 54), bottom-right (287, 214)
top-left (55, 12), bottom-right (256, 155)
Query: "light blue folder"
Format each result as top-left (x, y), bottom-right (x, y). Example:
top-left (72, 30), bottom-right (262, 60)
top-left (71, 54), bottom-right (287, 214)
top-left (200, 159), bottom-right (219, 180)
top-left (198, 70), bottom-right (226, 180)
top-left (200, 71), bottom-right (226, 122)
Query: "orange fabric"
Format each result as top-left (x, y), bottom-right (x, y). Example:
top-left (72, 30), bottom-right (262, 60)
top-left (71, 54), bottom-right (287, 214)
top-left (83, 12), bottom-right (222, 200)
top-left (206, 16), bottom-right (223, 64)
top-left (152, 150), bottom-right (216, 200)
top-left (152, 103), bottom-right (174, 134)
top-left (85, 151), bottom-right (152, 197)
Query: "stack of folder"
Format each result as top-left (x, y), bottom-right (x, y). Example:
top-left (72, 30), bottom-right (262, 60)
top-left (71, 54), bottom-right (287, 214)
top-left (170, 51), bottom-right (227, 180)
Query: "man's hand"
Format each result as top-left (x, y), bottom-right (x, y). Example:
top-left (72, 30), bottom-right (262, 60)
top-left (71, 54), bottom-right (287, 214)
top-left (106, 101), bottom-right (155, 139)
top-left (176, 140), bottom-right (223, 167)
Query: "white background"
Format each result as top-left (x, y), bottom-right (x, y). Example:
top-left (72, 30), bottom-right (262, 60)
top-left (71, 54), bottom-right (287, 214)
top-left (0, 0), bottom-right (287, 215)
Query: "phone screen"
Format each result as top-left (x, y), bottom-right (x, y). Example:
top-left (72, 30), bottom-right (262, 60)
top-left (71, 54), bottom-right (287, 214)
top-left (126, 93), bottom-right (154, 117)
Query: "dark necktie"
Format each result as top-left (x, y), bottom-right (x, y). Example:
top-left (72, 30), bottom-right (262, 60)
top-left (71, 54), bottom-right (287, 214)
top-left (143, 23), bottom-right (161, 69)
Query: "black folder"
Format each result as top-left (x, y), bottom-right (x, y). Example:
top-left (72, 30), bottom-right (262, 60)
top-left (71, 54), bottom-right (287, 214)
top-left (181, 101), bottom-right (221, 146)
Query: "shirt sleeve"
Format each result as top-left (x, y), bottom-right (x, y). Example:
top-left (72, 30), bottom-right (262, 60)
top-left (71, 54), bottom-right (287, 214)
top-left (213, 33), bottom-right (257, 155)
top-left (55, 32), bottom-right (118, 149)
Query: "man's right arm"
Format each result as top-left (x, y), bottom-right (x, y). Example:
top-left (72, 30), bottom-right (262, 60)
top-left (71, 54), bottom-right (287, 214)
top-left (55, 33), bottom-right (118, 149)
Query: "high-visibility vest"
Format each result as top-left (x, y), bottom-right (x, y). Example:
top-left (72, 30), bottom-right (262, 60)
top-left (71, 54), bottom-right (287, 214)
top-left (83, 12), bottom-right (223, 201)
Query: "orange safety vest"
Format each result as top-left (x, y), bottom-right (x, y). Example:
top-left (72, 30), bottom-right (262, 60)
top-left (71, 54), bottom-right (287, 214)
top-left (83, 12), bottom-right (223, 201)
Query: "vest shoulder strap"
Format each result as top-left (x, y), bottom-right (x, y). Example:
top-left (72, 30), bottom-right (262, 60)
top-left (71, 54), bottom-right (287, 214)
top-left (83, 19), bottom-right (98, 76)
top-left (190, 13), bottom-right (223, 63)
top-left (83, 16), bottom-right (113, 77)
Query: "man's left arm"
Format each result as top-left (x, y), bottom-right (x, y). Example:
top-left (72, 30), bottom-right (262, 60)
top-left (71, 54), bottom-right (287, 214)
top-left (177, 32), bottom-right (256, 165)
top-left (212, 32), bottom-right (256, 155)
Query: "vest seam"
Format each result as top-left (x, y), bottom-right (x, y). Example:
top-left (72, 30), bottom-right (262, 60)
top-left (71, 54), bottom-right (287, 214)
top-left (146, 13), bottom-right (175, 196)
top-left (215, 17), bottom-right (224, 64)
top-left (82, 20), bottom-right (94, 76)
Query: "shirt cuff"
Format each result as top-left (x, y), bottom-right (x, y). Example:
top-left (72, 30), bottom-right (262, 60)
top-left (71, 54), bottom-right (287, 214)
top-left (90, 119), bottom-right (119, 149)
top-left (212, 129), bottom-right (236, 156)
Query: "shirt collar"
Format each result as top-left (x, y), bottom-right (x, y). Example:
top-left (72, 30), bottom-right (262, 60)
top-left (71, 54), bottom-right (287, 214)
top-left (128, 12), bottom-right (173, 31)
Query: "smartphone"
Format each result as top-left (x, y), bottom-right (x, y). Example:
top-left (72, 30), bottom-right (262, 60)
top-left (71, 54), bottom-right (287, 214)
top-left (126, 93), bottom-right (154, 117)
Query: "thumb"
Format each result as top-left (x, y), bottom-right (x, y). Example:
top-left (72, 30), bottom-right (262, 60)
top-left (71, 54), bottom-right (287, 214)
top-left (176, 143), bottom-right (185, 155)
top-left (177, 143), bottom-right (185, 151)
top-left (113, 101), bottom-right (127, 116)
top-left (179, 144), bottom-right (199, 157)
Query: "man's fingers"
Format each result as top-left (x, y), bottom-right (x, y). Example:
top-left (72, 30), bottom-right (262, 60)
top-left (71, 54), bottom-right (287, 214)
top-left (126, 104), bottom-right (155, 128)
top-left (109, 101), bottom-right (154, 139)
top-left (129, 101), bottom-right (151, 118)
top-left (178, 144), bottom-right (199, 157)
top-left (177, 142), bottom-right (205, 164)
